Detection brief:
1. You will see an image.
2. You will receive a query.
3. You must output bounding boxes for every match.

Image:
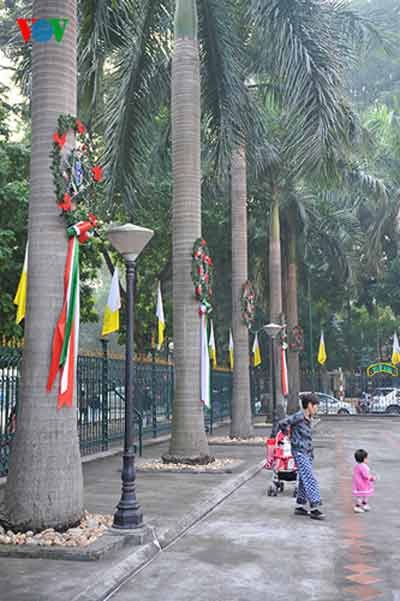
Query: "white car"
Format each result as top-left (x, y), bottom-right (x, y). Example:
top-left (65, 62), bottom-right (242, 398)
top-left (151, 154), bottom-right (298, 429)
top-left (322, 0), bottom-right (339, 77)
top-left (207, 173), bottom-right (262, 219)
top-left (300, 392), bottom-right (356, 415)
top-left (370, 388), bottom-right (400, 414)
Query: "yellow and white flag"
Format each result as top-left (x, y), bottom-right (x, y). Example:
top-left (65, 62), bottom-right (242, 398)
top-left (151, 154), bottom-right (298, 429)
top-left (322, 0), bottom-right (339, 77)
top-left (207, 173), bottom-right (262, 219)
top-left (156, 281), bottom-right (165, 350)
top-left (317, 331), bottom-right (327, 365)
top-left (14, 242), bottom-right (28, 324)
top-left (200, 306), bottom-right (210, 408)
top-left (392, 332), bottom-right (400, 365)
top-left (101, 268), bottom-right (121, 336)
top-left (252, 332), bottom-right (262, 367)
top-left (229, 329), bottom-right (234, 370)
top-left (209, 320), bottom-right (217, 368)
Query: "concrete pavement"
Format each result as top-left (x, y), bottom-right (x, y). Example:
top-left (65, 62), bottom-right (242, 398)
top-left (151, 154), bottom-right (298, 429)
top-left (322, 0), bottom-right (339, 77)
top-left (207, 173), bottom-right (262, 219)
top-left (0, 429), bottom-right (266, 601)
top-left (1, 419), bottom-right (400, 601)
top-left (103, 419), bottom-right (400, 601)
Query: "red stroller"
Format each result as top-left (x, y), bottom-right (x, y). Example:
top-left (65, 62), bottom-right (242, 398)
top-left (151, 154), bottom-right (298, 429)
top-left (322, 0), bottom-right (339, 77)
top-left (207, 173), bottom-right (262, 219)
top-left (265, 431), bottom-right (297, 497)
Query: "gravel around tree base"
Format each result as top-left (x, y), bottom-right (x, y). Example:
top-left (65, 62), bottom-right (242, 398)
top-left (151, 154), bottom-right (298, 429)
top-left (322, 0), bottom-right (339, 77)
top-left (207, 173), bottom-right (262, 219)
top-left (136, 458), bottom-right (242, 473)
top-left (0, 512), bottom-right (112, 547)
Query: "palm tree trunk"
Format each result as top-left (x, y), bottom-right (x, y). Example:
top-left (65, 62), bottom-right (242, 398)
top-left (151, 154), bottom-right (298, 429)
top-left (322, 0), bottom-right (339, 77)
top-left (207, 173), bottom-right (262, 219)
top-left (166, 0), bottom-right (210, 462)
top-left (230, 146), bottom-right (253, 438)
top-left (287, 218), bottom-right (300, 414)
top-left (269, 187), bottom-right (283, 409)
top-left (4, 0), bottom-right (83, 532)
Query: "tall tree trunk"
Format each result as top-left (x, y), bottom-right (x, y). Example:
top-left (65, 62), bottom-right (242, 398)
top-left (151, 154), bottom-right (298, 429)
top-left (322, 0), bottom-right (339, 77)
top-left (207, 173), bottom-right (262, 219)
top-left (230, 146), bottom-right (253, 438)
top-left (166, 0), bottom-right (210, 462)
top-left (269, 187), bottom-right (284, 410)
top-left (4, 0), bottom-right (83, 531)
top-left (287, 217), bottom-right (300, 414)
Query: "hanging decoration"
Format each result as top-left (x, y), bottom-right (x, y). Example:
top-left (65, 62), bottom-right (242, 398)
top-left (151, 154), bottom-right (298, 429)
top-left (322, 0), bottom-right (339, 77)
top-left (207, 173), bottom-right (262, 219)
top-left (199, 304), bottom-right (211, 408)
top-left (240, 280), bottom-right (256, 329)
top-left (191, 238), bottom-right (214, 310)
top-left (289, 325), bottom-right (304, 352)
top-left (50, 113), bottom-right (103, 230)
top-left (47, 236), bottom-right (80, 408)
top-left (191, 239), bottom-right (213, 408)
top-left (47, 114), bottom-right (103, 408)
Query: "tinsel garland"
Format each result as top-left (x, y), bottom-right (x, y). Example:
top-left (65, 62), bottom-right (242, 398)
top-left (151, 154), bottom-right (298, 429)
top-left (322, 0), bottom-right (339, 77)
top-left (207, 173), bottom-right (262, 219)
top-left (191, 238), bottom-right (214, 309)
top-left (240, 280), bottom-right (256, 329)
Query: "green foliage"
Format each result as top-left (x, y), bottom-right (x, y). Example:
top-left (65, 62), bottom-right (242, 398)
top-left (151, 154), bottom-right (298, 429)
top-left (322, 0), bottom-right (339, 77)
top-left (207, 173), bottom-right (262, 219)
top-left (0, 90), bottom-right (29, 339)
top-left (2, 0), bottom-right (400, 374)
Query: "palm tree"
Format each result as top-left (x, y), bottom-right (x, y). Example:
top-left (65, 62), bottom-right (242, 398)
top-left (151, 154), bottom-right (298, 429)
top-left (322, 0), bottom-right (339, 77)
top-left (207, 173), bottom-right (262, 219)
top-left (164, 0), bottom-right (210, 462)
top-left (249, 0), bottom-right (388, 414)
top-left (230, 146), bottom-right (253, 438)
top-left (285, 206), bottom-right (301, 413)
top-left (268, 183), bottom-right (284, 405)
top-left (3, 0), bottom-right (83, 531)
top-left (82, 0), bottom-right (266, 457)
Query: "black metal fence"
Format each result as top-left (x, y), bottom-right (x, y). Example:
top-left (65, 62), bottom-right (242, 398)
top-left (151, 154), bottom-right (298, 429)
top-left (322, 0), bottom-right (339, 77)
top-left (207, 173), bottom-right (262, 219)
top-left (0, 346), bottom-right (237, 477)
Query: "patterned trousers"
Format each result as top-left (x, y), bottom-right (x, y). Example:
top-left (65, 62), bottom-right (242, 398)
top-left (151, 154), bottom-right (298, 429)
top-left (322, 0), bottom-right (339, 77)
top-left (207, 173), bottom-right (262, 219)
top-left (293, 451), bottom-right (322, 507)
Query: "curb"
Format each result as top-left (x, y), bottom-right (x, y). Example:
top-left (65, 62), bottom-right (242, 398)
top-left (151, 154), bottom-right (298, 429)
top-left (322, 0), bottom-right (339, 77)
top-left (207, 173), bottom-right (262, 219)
top-left (72, 459), bottom-right (265, 601)
top-left (70, 541), bottom-right (161, 601)
top-left (156, 459), bottom-right (265, 549)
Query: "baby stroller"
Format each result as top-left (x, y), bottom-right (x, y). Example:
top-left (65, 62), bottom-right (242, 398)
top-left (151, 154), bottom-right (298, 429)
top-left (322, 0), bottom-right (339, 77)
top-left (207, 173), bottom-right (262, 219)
top-left (265, 431), bottom-right (297, 497)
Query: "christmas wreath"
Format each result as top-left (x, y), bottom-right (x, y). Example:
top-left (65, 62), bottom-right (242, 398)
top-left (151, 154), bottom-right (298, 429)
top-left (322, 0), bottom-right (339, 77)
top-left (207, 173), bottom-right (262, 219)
top-left (289, 325), bottom-right (304, 352)
top-left (50, 114), bottom-right (103, 239)
top-left (191, 238), bottom-right (214, 308)
top-left (240, 280), bottom-right (256, 328)
top-left (47, 115), bottom-right (104, 409)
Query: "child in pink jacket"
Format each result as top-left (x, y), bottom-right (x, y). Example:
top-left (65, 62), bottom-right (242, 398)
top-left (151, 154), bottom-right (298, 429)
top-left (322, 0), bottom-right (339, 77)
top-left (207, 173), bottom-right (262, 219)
top-left (352, 449), bottom-right (376, 513)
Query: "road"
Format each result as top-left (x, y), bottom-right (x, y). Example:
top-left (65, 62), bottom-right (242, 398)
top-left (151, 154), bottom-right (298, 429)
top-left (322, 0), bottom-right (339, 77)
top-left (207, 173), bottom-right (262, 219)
top-left (106, 418), bottom-right (400, 601)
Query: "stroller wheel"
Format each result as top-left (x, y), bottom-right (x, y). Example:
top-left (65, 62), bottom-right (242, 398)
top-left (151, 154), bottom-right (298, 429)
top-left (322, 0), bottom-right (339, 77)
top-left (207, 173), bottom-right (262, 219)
top-left (279, 482), bottom-right (285, 492)
top-left (267, 485), bottom-right (277, 497)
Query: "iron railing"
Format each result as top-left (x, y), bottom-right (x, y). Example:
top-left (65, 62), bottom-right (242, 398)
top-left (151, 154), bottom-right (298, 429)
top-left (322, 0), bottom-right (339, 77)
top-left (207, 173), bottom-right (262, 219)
top-left (0, 346), bottom-right (242, 477)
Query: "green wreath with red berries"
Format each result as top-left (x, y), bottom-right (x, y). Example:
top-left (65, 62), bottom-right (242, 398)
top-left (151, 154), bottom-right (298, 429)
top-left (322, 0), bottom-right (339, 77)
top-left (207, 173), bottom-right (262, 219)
top-left (191, 238), bottom-right (214, 309)
top-left (240, 280), bottom-right (256, 328)
top-left (289, 325), bottom-right (304, 352)
top-left (50, 114), bottom-right (103, 237)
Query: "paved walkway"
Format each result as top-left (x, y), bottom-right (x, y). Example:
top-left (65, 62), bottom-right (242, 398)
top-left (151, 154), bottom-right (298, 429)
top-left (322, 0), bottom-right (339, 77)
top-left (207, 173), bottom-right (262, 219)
top-left (106, 419), bottom-right (400, 601)
top-left (1, 419), bottom-right (400, 601)
top-left (0, 427), bottom-right (264, 601)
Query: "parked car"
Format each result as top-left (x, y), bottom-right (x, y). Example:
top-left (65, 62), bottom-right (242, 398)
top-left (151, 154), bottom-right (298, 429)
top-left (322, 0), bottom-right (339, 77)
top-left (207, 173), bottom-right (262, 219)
top-left (370, 388), bottom-right (400, 414)
top-left (300, 392), bottom-right (356, 415)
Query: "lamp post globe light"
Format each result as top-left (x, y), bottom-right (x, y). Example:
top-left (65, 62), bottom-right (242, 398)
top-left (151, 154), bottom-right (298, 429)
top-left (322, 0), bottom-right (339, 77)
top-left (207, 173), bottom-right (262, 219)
top-left (106, 224), bottom-right (154, 530)
top-left (263, 323), bottom-right (283, 436)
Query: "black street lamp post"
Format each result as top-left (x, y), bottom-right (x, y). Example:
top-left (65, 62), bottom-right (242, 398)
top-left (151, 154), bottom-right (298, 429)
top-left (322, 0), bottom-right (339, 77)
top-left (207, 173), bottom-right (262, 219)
top-left (106, 224), bottom-right (154, 530)
top-left (264, 323), bottom-right (283, 436)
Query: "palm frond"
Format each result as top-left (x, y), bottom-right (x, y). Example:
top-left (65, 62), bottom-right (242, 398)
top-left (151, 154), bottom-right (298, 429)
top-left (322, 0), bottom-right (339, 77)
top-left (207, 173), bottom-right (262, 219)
top-left (78, 0), bottom-right (143, 123)
top-left (101, 0), bottom-right (172, 214)
top-left (198, 0), bottom-right (272, 171)
top-left (250, 0), bottom-right (361, 176)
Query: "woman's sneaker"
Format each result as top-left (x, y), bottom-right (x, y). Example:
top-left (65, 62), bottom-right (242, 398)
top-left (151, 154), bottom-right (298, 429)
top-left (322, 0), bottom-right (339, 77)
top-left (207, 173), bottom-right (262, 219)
top-left (294, 506), bottom-right (309, 516)
top-left (362, 503), bottom-right (370, 512)
top-left (354, 505), bottom-right (364, 513)
top-left (310, 508), bottom-right (325, 520)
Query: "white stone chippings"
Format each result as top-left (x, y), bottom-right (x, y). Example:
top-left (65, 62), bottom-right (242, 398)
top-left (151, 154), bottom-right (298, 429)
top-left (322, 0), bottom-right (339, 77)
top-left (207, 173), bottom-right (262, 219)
top-left (0, 513), bottom-right (113, 548)
top-left (208, 436), bottom-right (266, 445)
top-left (137, 458), bottom-right (240, 472)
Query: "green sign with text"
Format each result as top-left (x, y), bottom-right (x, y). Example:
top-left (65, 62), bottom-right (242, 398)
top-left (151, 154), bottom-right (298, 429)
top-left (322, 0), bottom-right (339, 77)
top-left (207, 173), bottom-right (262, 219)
top-left (367, 362), bottom-right (398, 377)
